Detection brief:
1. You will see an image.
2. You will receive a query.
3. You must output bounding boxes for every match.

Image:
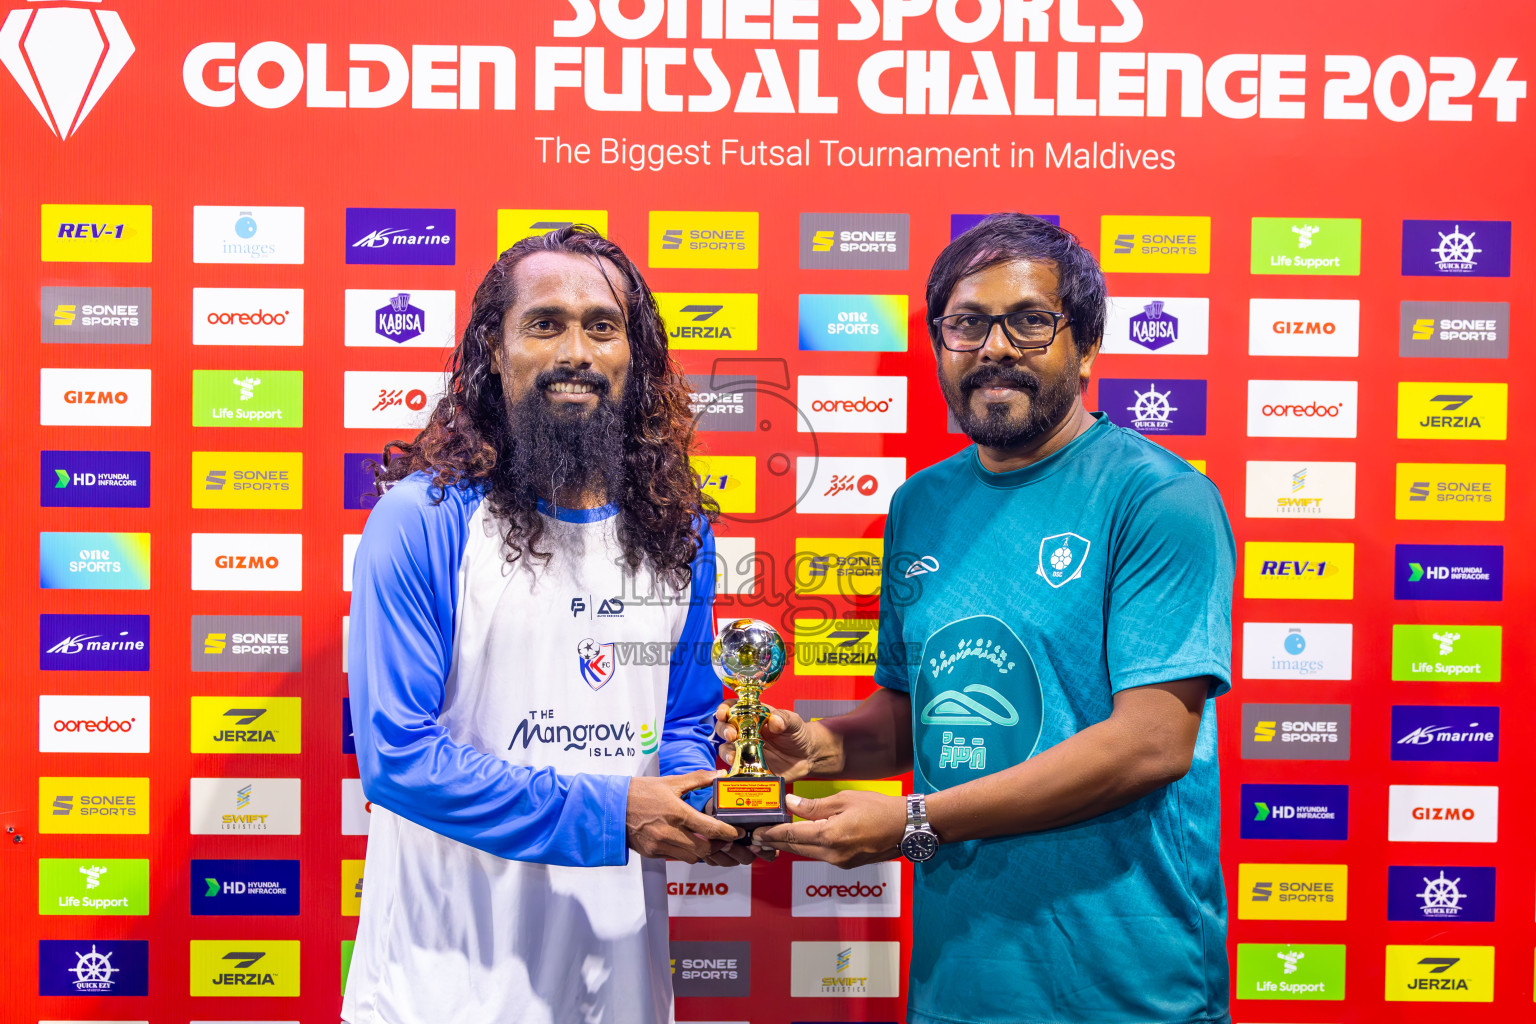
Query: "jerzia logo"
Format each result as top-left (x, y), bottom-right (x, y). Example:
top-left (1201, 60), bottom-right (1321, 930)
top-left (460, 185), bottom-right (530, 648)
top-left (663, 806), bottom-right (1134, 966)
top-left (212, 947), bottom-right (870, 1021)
top-left (1, 3), bottom-right (135, 139)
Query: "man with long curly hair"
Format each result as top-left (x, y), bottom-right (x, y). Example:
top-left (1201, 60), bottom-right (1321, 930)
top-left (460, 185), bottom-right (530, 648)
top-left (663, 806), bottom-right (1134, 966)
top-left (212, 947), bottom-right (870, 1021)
top-left (343, 225), bottom-right (744, 1024)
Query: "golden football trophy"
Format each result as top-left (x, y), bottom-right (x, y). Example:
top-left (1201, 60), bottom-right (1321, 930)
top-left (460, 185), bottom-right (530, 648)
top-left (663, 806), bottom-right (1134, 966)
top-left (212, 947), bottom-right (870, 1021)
top-left (711, 617), bottom-right (791, 830)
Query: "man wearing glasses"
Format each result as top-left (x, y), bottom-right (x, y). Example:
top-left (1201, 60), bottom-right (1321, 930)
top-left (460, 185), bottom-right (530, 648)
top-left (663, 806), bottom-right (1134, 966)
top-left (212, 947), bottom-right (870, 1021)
top-left (731, 213), bottom-right (1237, 1023)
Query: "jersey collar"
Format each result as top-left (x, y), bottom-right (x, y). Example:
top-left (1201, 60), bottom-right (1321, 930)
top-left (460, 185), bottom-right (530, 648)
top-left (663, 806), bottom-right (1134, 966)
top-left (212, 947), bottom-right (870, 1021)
top-left (536, 497), bottom-right (619, 523)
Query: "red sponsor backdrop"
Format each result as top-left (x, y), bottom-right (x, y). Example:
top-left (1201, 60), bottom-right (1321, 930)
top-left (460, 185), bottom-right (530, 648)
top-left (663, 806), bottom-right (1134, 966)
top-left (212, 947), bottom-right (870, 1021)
top-left (2, 1), bottom-right (1533, 1020)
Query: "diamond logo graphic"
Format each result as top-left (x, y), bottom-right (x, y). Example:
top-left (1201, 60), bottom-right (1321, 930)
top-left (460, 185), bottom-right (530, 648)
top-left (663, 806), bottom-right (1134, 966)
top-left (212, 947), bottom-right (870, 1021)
top-left (0, 3), bottom-right (134, 139)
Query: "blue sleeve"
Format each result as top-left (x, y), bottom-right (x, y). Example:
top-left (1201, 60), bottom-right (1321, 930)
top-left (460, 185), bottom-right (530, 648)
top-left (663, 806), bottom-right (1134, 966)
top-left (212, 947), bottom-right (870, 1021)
top-left (348, 475), bottom-right (632, 867)
top-left (874, 489), bottom-right (912, 693)
top-left (662, 518), bottom-right (721, 810)
top-left (1106, 471), bottom-right (1236, 697)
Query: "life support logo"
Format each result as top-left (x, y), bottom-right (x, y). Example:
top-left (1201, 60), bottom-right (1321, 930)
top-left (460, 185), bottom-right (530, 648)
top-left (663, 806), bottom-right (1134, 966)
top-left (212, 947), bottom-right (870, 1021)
top-left (914, 616), bottom-right (1042, 792)
top-left (1038, 532), bottom-right (1091, 588)
top-left (577, 637), bottom-right (616, 690)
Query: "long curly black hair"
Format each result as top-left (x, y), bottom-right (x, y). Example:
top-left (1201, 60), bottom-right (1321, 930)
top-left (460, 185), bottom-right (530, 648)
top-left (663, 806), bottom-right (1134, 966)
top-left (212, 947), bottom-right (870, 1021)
top-left (377, 225), bottom-right (716, 589)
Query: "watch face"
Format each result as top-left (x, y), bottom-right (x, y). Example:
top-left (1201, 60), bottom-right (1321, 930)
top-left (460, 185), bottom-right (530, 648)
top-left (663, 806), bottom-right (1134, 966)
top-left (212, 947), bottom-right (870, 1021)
top-left (902, 829), bottom-right (939, 862)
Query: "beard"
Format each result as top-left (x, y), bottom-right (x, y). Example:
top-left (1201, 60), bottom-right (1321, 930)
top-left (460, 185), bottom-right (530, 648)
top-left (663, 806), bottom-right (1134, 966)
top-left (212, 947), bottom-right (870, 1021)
top-left (939, 360), bottom-right (1082, 450)
top-left (499, 368), bottom-right (626, 506)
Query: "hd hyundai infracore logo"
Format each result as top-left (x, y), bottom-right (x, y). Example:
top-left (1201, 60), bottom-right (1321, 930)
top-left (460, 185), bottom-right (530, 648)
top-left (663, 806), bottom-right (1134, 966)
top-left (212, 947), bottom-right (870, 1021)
top-left (1, 2), bottom-right (134, 139)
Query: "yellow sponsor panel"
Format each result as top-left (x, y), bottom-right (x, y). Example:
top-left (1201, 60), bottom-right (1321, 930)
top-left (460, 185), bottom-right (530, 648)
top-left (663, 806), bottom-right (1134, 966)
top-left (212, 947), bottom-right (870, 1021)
top-left (495, 209), bottom-right (608, 253)
top-left (38, 777), bottom-right (149, 834)
top-left (1243, 542), bottom-right (1354, 600)
top-left (693, 455), bottom-right (755, 513)
top-left (1396, 382), bottom-right (1507, 440)
top-left (1394, 463), bottom-right (1505, 522)
top-left (190, 939), bottom-right (301, 997)
top-left (1100, 215), bottom-right (1210, 274)
top-left (341, 859), bottom-right (365, 916)
top-left (1237, 864), bottom-right (1348, 921)
top-left (648, 211), bottom-right (759, 269)
top-left (1385, 945), bottom-right (1493, 1002)
top-left (190, 696), bottom-right (302, 754)
top-left (792, 779), bottom-right (902, 819)
top-left (42, 203), bottom-right (153, 262)
top-left (795, 538), bottom-right (883, 597)
top-left (191, 451), bottom-right (303, 510)
top-left (792, 617), bottom-right (879, 676)
top-left (1187, 459), bottom-right (1206, 474)
top-left (656, 292), bottom-right (759, 350)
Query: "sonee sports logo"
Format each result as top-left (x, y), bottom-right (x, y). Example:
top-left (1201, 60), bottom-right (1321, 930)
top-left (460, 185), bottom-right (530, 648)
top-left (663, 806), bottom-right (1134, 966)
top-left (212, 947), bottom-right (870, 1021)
top-left (0, 3), bottom-right (135, 139)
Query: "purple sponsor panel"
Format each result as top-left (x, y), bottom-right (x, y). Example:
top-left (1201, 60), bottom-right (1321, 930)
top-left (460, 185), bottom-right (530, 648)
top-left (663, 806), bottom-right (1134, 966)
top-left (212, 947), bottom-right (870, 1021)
top-left (1391, 705), bottom-right (1499, 762)
top-left (344, 452), bottom-right (384, 510)
top-left (345, 207), bottom-right (456, 265)
top-left (1395, 544), bottom-right (1503, 601)
top-left (1387, 865), bottom-right (1495, 922)
top-left (1240, 783), bottom-right (1349, 840)
top-left (1401, 219), bottom-right (1511, 277)
top-left (342, 696), bottom-right (356, 754)
top-left (41, 450), bottom-right (150, 508)
top-left (39, 938), bottom-right (149, 996)
top-left (40, 614), bottom-right (150, 671)
top-left (1097, 378), bottom-right (1208, 436)
top-left (951, 213), bottom-right (1058, 238)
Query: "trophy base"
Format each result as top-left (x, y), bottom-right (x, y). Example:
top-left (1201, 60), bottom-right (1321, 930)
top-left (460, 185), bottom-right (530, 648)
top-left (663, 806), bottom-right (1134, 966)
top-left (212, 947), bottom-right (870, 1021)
top-left (713, 776), bottom-right (790, 836)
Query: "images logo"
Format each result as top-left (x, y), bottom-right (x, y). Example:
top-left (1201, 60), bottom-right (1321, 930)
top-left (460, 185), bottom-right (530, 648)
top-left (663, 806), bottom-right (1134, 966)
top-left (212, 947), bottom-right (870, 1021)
top-left (1244, 542), bottom-right (1354, 600)
top-left (1402, 220), bottom-right (1511, 277)
top-left (191, 696), bottom-right (301, 754)
top-left (795, 538), bottom-right (883, 598)
top-left (1248, 298), bottom-right (1360, 356)
top-left (343, 370), bottom-right (445, 429)
top-left (1101, 296), bottom-right (1210, 354)
top-left (40, 531), bottom-right (150, 590)
top-left (1241, 704), bottom-right (1351, 760)
top-left (665, 862), bottom-right (752, 917)
top-left (192, 287), bottom-right (304, 346)
top-left (1099, 215), bottom-right (1210, 273)
top-left (1, 2), bottom-right (133, 138)
top-left (657, 292), bottom-right (759, 350)
top-left (346, 207), bottom-right (456, 265)
top-left (38, 938), bottom-right (149, 996)
top-left (1387, 865), bottom-right (1495, 922)
top-left (648, 211), bottom-right (758, 269)
top-left (192, 205), bottom-right (305, 264)
top-left (691, 454), bottom-right (756, 513)
top-left (40, 285), bottom-right (150, 343)
top-left (1391, 624), bottom-right (1499, 682)
top-left (190, 939), bottom-right (301, 996)
top-left (799, 213), bottom-right (909, 270)
top-left (41, 450), bottom-right (150, 509)
top-left (798, 294), bottom-right (908, 352)
top-left (1394, 463), bottom-right (1505, 521)
top-left (1237, 864), bottom-right (1347, 920)
top-left (1244, 461), bottom-right (1356, 520)
top-left (40, 203), bottom-right (151, 262)
top-left (38, 857), bottom-right (149, 916)
top-left (38, 776), bottom-right (149, 834)
top-left (670, 940), bottom-right (751, 997)
top-left (1384, 945), bottom-right (1494, 1003)
top-left (792, 861), bottom-right (901, 918)
top-left (192, 451), bottom-right (302, 510)
top-left (1235, 943), bottom-right (1345, 1000)
top-left (790, 940), bottom-right (900, 997)
top-left (1388, 784), bottom-right (1497, 843)
top-left (687, 374), bottom-right (758, 432)
top-left (1396, 382), bottom-right (1507, 440)
top-left (39, 694), bottom-right (148, 753)
top-left (40, 367), bottom-right (151, 426)
top-left (1241, 783), bottom-right (1348, 840)
top-left (1395, 544), bottom-right (1502, 602)
top-left (795, 457), bottom-right (905, 515)
top-left (1250, 217), bottom-right (1361, 275)
top-left (190, 533), bottom-right (303, 592)
top-left (1399, 301), bottom-right (1509, 359)
top-left (1241, 623), bottom-right (1352, 680)
top-left (496, 209), bottom-right (608, 252)
top-left (1247, 380), bottom-right (1358, 438)
top-left (191, 369), bottom-right (303, 427)
top-left (191, 615), bottom-right (302, 673)
top-left (1392, 706), bottom-right (1499, 763)
top-left (344, 288), bottom-right (454, 347)
top-left (190, 777), bottom-right (301, 835)
top-left (797, 375), bottom-right (907, 433)
top-left (192, 859), bottom-right (301, 916)
top-left (1097, 379), bottom-right (1207, 435)
top-left (40, 613), bottom-right (149, 672)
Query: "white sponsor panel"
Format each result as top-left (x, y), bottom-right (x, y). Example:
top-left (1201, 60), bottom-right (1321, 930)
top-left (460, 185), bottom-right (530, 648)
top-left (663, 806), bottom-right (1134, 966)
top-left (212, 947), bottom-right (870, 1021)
top-left (344, 370), bottom-right (447, 429)
top-left (790, 940), bottom-right (902, 997)
top-left (39, 695), bottom-right (151, 753)
top-left (1244, 461), bottom-right (1357, 520)
top-left (792, 861), bottom-right (901, 918)
top-left (342, 777), bottom-right (371, 835)
top-left (192, 287), bottom-right (305, 346)
top-left (190, 533), bottom-right (303, 591)
top-left (714, 536), bottom-right (759, 596)
top-left (40, 368), bottom-right (152, 426)
top-left (665, 862), bottom-right (752, 917)
top-left (795, 457), bottom-right (906, 515)
top-left (344, 288), bottom-right (457, 347)
top-left (343, 534), bottom-right (362, 592)
top-left (1241, 623), bottom-right (1354, 681)
top-left (1388, 785), bottom-right (1498, 843)
top-left (192, 205), bottom-right (305, 264)
top-left (1248, 298), bottom-right (1360, 357)
top-left (1246, 380), bottom-right (1358, 438)
top-left (1101, 296), bottom-right (1210, 355)
top-left (797, 375), bottom-right (908, 433)
top-left (189, 777), bottom-right (302, 835)
top-left (342, 615), bottom-right (350, 674)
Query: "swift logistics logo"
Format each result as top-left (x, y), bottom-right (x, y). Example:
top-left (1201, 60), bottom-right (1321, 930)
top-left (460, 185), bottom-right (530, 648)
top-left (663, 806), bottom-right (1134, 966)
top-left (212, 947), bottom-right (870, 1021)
top-left (0, 2), bottom-right (134, 139)
top-left (189, 939), bottom-right (301, 996)
top-left (1247, 379), bottom-right (1357, 437)
top-left (41, 285), bottom-right (150, 343)
top-left (1387, 865), bottom-right (1495, 922)
top-left (1235, 943), bottom-right (1345, 1000)
top-left (1388, 784), bottom-right (1498, 843)
top-left (1244, 542), bottom-right (1355, 600)
top-left (193, 205), bottom-right (305, 263)
top-left (1241, 623), bottom-right (1353, 680)
top-left (649, 211), bottom-right (758, 269)
top-left (38, 694), bottom-right (148, 753)
top-left (38, 857), bottom-right (149, 916)
top-left (346, 207), bottom-right (455, 265)
top-left (39, 776), bottom-right (149, 834)
top-left (1395, 544), bottom-right (1502, 601)
top-left (1237, 863), bottom-right (1347, 920)
top-left (41, 450), bottom-right (149, 508)
top-left (40, 203), bottom-right (151, 262)
top-left (1248, 298), bottom-right (1360, 356)
top-left (1402, 220), bottom-right (1511, 277)
top-left (1099, 215), bottom-right (1210, 273)
top-left (190, 697), bottom-right (301, 754)
top-left (40, 531), bottom-right (150, 590)
top-left (190, 777), bottom-right (301, 834)
top-left (1391, 624), bottom-right (1500, 682)
top-left (496, 209), bottom-right (608, 253)
top-left (192, 287), bottom-right (304, 346)
top-left (1244, 461), bottom-right (1357, 519)
top-left (790, 941), bottom-right (901, 997)
top-left (657, 292), bottom-right (759, 350)
top-left (40, 613), bottom-right (149, 671)
top-left (1384, 945), bottom-right (1494, 1003)
top-left (192, 859), bottom-right (301, 916)
top-left (1395, 463), bottom-right (1505, 521)
top-left (798, 294), bottom-right (908, 352)
top-left (1400, 301), bottom-right (1509, 358)
top-left (1396, 382), bottom-right (1507, 440)
top-left (38, 938), bottom-right (149, 996)
top-left (40, 367), bottom-right (151, 426)
top-left (1242, 703), bottom-right (1351, 760)
top-left (1391, 706), bottom-right (1499, 762)
top-left (1101, 296), bottom-right (1209, 354)
top-left (345, 288), bottom-right (455, 347)
top-left (192, 614), bottom-right (301, 672)
top-left (1097, 379), bottom-right (1207, 435)
top-left (192, 451), bottom-right (302, 510)
top-left (1241, 783), bottom-right (1348, 840)
top-left (191, 369), bottom-right (303, 427)
top-left (799, 213), bottom-right (909, 270)
top-left (1250, 217), bottom-right (1361, 275)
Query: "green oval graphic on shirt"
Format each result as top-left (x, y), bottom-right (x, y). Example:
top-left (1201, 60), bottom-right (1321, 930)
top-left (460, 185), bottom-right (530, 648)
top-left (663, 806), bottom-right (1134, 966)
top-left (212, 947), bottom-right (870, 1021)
top-left (913, 615), bottom-right (1043, 791)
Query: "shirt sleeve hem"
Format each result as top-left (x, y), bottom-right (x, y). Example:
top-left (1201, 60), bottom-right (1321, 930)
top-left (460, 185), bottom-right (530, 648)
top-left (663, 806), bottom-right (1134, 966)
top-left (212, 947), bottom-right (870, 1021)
top-left (1111, 661), bottom-right (1231, 698)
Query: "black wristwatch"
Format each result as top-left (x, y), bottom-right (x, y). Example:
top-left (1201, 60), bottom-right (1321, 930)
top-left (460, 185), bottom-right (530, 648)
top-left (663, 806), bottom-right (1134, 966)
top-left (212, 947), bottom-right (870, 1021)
top-left (900, 793), bottom-right (939, 863)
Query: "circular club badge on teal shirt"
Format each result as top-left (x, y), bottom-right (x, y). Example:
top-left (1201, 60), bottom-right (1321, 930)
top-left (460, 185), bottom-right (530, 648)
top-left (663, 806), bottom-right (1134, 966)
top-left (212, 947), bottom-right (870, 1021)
top-left (913, 615), bottom-right (1044, 792)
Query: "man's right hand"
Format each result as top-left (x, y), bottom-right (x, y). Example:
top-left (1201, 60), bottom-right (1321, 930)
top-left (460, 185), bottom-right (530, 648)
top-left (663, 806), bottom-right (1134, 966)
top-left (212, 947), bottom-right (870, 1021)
top-left (626, 770), bottom-right (741, 862)
top-left (713, 702), bottom-right (825, 781)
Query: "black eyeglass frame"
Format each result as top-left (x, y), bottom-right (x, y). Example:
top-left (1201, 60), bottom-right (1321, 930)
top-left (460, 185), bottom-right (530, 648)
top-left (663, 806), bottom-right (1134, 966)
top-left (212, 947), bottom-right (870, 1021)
top-left (929, 309), bottom-right (1072, 352)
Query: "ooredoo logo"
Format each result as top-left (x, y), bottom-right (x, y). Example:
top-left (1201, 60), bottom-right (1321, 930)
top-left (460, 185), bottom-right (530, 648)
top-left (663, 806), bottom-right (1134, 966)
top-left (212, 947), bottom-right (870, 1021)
top-left (39, 695), bottom-right (149, 753)
top-left (0, 3), bottom-right (134, 139)
top-left (1247, 380), bottom-right (1358, 438)
top-left (192, 288), bottom-right (304, 346)
top-left (792, 862), bottom-right (901, 918)
top-left (191, 534), bottom-right (302, 592)
top-left (797, 376), bottom-right (908, 433)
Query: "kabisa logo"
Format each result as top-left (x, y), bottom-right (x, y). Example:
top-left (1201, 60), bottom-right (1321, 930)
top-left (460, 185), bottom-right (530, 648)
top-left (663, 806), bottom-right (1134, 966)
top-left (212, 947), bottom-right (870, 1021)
top-left (1128, 300), bottom-right (1178, 350)
top-left (648, 211), bottom-right (759, 269)
top-left (1385, 945), bottom-right (1494, 1003)
top-left (1391, 624), bottom-right (1500, 683)
top-left (190, 940), bottom-right (301, 996)
top-left (1399, 301), bottom-right (1510, 359)
top-left (1387, 866), bottom-right (1495, 923)
top-left (1391, 705), bottom-right (1499, 763)
top-left (1098, 379), bottom-right (1208, 436)
top-left (1037, 532), bottom-right (1090, 588)
top-left (39, 939), bottom-right (149, 996)
top-left (576, 637), bottom-right (616, 690)
top-left (1102, 296), bottom-right (1209, 355)
top-left (1397, 382), bottom-right (1508, 440)
top-left (510, 711), bottom-right (639, 759)
top-left (1395, 544), bottom-right (1502, 602)
top-left (799, 213), bottom-right (909, 270)
top-left (1, 2), bottom-right (134, 138)
top-left (1099, 215), bottom-right (1211, 274)
top-left (496, 209), bottom-right (608, 252)
top-left (657, 292), bottom-right (759, 350)
top-left (914, 616), bottom-right (1042, 791)
top-left (346, 207), bottom-right (456, 266)
top-left (1235, 943), bottom-right (1345, 1001)
top-left (41, 286), bottom-right (151, 343)
top-left (192, 859), bottom-right (301, 917)
top-left (41, 449), bottom-right (149, 509)
top-left (192, 205), bottom-right (305, 264)
top-left (1402, 220), bottom-right (1512, 278)
top-left (343, 288), bottom-right (455, 348)
top-left (1240, 783), bottom-right (1349, 841)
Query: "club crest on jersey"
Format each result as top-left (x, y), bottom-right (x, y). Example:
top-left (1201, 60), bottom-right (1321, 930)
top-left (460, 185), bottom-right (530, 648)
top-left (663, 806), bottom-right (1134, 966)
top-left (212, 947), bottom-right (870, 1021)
top-left (1037, 532), bottom-right (1091, 588)
top-left (577, 637), bottom-right (617, 689)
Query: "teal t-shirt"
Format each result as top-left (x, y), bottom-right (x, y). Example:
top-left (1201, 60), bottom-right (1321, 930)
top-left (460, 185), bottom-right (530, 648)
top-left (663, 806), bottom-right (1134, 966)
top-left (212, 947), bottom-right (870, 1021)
top-left (876, 413), bottom-right (1235, 1024)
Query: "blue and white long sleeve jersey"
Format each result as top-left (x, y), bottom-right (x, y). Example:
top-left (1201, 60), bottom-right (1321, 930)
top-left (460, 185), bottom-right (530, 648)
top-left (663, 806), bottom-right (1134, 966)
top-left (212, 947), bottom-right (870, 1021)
top-left (342, 473), bottom-right (721, 1024)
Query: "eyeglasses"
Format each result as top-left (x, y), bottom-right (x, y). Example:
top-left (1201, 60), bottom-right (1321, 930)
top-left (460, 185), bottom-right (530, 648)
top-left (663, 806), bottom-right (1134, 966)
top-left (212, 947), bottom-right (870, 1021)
top-left (930, 309), bottom-right (1070, 352)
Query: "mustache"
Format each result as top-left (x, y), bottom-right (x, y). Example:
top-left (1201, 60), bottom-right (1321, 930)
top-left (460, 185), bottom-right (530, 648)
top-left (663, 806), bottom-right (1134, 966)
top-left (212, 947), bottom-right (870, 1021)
top-left (960, 365), bottom-right (1041, 395)
top-left (535, 367), bottom-right (612, 396)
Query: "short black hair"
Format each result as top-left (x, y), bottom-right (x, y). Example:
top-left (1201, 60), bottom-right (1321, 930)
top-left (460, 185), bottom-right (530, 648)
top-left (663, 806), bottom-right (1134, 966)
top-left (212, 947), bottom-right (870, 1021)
top-left (924, 213), bottom-right (1106, 357)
